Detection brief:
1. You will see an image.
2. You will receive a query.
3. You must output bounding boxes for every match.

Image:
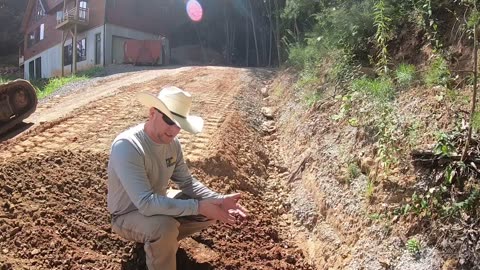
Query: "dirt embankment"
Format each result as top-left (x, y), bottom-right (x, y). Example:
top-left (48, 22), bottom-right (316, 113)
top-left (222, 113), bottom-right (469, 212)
top-left (265, 68), bottom-right (478, 269)
top-left (0, 66), bottom-right (315, 270)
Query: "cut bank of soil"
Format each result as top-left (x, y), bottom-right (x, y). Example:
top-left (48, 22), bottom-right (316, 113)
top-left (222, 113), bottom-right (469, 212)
top-left (0, 66), bottom-right (313, 269)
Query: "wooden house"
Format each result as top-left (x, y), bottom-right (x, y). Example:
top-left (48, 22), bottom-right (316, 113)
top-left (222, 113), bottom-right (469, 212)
top-left (20, 0), bottom-right (186, 79)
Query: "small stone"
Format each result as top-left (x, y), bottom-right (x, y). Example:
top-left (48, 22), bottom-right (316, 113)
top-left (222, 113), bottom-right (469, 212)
top-left (260, 87), bottom-right (268, 97)
top-left (2, 248), bottom-right (8, 254)
top-left (261, 121), bottom-right (276, 134)
top-left (261, 107), bottom-right (275, 119)
top-left (31, 248), bottom-right (40, 255)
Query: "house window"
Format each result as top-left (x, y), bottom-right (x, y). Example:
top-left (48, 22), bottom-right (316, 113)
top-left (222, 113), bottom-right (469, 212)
top-left (79, 1), bottom-right (88, 19)
top-left (26, 24), bottom-right (44, 48)
top-left (39, 24), bottom-right (44, 40)
top-left (64, 44), bottom-right (72, 66)
top-left (77, 38), bottom-right (86, 61)
top-left (64, 38), bottom-right (87, 66)
top-left (34, 0), bottom-right (46, 21)
top-left (27, 31), bottom-right (36, 48)
top-left (56, 11), bottom-right (63, 23)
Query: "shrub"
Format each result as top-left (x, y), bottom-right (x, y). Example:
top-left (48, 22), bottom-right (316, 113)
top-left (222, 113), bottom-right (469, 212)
top-left (351, 76), bottom-right (395, 101)
top-left (424, 56), bottom-right (450, 87)
top-left (407, 238), bottom-right (421, 255)
top-left (395, 63), bottom-right (416, 88)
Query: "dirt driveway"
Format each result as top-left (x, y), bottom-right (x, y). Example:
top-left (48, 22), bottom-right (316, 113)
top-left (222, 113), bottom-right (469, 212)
top-left (0, 66), bottom-right (313, 269)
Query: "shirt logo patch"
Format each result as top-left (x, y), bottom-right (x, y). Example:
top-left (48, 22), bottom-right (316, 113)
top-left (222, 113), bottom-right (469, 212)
top-left (165, 157), bottom-right (176, 167)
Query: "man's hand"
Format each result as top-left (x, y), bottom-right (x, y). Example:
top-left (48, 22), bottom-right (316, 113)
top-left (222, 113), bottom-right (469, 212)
top-left (198, 193), bottom-right (248, 224)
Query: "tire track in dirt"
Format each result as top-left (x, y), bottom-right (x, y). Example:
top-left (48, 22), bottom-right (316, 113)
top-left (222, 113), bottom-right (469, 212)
top-left (0, 66), bottom-right (315, 270)
top-left (0, 68), bottom-right (213, 159)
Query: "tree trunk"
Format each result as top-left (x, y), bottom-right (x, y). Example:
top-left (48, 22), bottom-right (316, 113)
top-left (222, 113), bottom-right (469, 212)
top-left (224, 2), bottom-right (230, 64)
top-left (273, 0), bottom-right (281, 66)
top-left (245, 2), bottom-right (250, 67)
top-left (462, 17), bottom-right (478, 161)
top-left (266, 0), bottom-right (273, 66)
top-left (248, 0), bottom-right (260, 66)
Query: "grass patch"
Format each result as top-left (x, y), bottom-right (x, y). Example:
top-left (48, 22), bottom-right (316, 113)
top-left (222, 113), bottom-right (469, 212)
top-left (395, 63), bottom-right (416, 89)
top-left (304, 90), bottom-right (322, 107)
top-left (424, 56), bottom-right (450, 87)
top-left (0, 77), bottom-right (11, 84)
top-left (34, 66), bottom-right (105, 99)
top-left (34, 76), bottom-right (88, 99)
top-left (365, 178), bottom-right (375, 201)
top-left (347, 162), bottom-right (361, 181)
top-left (351, 76), bottom-right (395, 101)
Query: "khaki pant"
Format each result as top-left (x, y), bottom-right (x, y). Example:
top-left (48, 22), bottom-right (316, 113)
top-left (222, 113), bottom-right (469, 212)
top-left (111, 190), bottom-right (214, 270)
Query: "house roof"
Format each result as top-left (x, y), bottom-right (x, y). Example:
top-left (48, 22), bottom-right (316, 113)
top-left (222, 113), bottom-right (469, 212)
top-left (20, 0), bottom-right (53, 32)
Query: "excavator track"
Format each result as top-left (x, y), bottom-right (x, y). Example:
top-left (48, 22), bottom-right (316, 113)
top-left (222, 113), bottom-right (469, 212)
top-left (0, 79), bottom-right (37, 135)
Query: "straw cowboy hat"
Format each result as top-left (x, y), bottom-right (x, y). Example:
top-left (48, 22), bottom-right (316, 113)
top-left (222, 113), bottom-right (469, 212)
top-left (137, 86), bottom-right (204, 134)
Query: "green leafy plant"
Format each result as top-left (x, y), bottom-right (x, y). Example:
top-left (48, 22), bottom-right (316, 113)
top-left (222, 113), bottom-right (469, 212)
top-left (331, 93), bottom-right (355, 121)
top-left (442, 189), bottom-right (480, 216)
top-left (351, 77), bottom-right (395, 101)
top-left (373, 0), bottom-right (392, 75)
top-left (407, 238), bottom-right (421, 255)
top-left (433, 132), bottom-right (457, 157)
top-left (347, 162), bottom-right (361, 181)
top-left (424, 56), bottom-right (450, 87)
top-left (365, 178), bottom-right (375, 201)
top-left (472, 111), bottom-right (480, 132)
top-left (413, 0), bottom-right (442, 50)
top-left (395, 63), bottom-right (416, 88)
top-left (304, 89), bottom-right (322, 107)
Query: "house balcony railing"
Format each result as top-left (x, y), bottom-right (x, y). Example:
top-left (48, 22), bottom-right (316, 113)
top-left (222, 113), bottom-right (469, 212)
top-left (56, 7), bottom-right (89, 30)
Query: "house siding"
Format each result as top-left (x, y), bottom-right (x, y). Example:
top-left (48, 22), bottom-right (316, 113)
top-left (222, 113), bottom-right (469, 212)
top-left (24, 8), bottom-right (62, 61)
top-left (24, 0), bottom-right (106, 61)
top-left (105, 0), bottom-right (186, 38)
top-left (24, 25), bottom-right (105, 80)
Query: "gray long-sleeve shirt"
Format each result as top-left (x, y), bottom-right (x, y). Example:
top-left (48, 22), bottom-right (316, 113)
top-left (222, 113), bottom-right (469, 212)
top-left (107, 124), bottom-right (220, 217)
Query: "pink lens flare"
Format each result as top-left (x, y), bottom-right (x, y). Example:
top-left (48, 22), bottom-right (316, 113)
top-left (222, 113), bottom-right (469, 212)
top-left (186, 0), bottom-right (203, 22)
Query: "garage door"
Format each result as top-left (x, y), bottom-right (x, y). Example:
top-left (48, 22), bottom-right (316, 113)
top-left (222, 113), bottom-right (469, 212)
top-left (111, 36), bottom-right (130, 64)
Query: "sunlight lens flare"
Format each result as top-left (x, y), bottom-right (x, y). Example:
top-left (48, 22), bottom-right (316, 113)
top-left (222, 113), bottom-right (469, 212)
top-left (186, 0), bottom-right (203, 22)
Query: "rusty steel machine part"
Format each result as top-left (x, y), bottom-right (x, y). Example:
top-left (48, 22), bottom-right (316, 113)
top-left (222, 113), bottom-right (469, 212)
top-left (0, 79), bottom-right (38, 135)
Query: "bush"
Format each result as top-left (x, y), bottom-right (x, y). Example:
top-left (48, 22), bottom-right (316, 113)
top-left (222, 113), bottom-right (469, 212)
top-left (424, 56), bottom-right (450, 87)
top-left (287, 44), bottom-right (321, 70)
top-left (395, 63), bottom-right (416, 88)
top-left (351, 76), bottom-right (395, 101)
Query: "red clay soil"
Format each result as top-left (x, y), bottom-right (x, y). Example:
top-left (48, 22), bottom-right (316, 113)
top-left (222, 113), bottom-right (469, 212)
top-left (0, 67), bottom-right (313, 270)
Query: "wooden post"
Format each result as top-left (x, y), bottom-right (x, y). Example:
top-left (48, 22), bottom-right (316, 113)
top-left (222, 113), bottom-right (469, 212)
top-left (73, 24), bottom-right (77, 75)
top-left (75, 0), bottom-right (80, 19)
top-left (61, 31), bottom-right (65, 77)
top-left (61, 0), bottom-right (66, 77)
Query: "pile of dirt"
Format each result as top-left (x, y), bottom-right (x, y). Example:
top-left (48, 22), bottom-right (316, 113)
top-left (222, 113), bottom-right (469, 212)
top-left (184, 112), bottom-right (312, 269)
top-left (0, 69), bottom-right (314, 269)
top-left (0, 150), bottom-right (129, 270)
